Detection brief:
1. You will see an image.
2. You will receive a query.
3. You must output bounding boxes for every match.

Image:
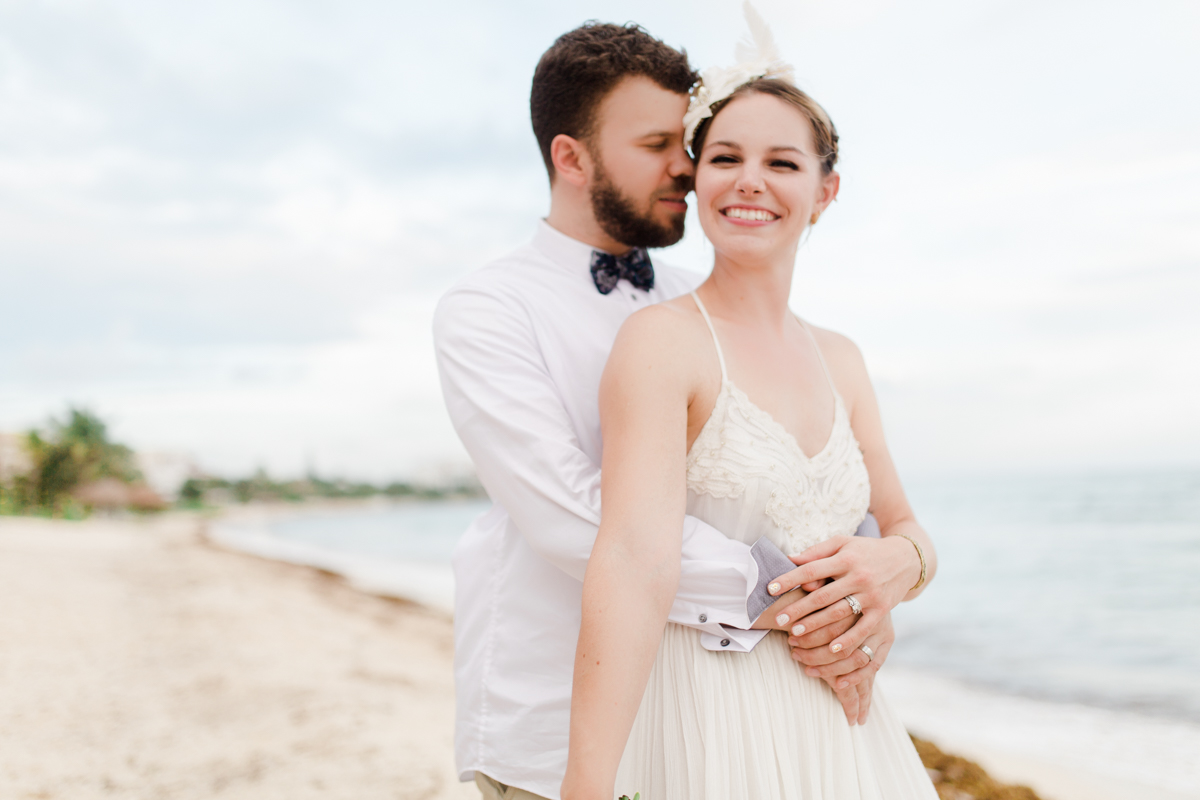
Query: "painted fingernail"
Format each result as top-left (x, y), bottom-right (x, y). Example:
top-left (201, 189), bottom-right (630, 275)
top-left (775, 613), bottom-right (789, 626)
top-left (791, 624), bottom-right (805, 636)
top-left (768, 582), bottom-right (781, 595)
top-left (831, 643), bottom-right (843, 653)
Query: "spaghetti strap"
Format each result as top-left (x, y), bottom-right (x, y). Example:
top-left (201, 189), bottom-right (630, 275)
top-left (796, 316), bottom-right (837, 398)
top-left (690, 291), bottom-right (728, 382)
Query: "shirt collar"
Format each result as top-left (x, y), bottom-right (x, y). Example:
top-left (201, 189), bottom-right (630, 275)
top-left (531, 220), bottom-right (618, 277)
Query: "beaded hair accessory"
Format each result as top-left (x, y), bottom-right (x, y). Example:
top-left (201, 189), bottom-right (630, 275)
top-left (682, 1), bottom-right (796, 151)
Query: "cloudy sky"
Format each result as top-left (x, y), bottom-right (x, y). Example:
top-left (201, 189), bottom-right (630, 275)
top-left (1, 0), bottom-right (1197, 482)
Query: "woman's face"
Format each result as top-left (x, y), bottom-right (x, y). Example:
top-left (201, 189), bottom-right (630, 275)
top-left (694, 92), bottom-right (838, 265)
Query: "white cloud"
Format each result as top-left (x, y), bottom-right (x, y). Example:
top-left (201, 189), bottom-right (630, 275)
top-left (2, 0), bottom-right (1198, 479)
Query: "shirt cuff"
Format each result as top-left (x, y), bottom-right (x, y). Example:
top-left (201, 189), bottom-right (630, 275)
top-left (699, 626), bottom-right (770, 653)
top-left (746, 537), bottom-right (797, 623)
top-left (855, 512), bottom-right (881, 538)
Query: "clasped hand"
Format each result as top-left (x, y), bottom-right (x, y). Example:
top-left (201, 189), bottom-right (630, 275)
top-left (754, 534), bottom-right (918, 724)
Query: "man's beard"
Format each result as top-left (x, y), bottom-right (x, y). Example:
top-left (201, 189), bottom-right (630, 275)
top-left (589, 157), bottom-right (690, 249)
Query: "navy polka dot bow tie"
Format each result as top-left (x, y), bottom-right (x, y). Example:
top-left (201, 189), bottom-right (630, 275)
top-left (590, 247), bottom-right (655, 295)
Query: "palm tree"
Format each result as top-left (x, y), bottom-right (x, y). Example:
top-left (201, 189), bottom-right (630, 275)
top-left (24, 409), bottom-right (141, 511)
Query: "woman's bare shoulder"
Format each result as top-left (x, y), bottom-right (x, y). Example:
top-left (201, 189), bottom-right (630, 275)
top-left (806, 324), bottom-right (865, 365)
top-left (615, 297), bottom-right (706, 348)
top-left (803, 322), bottom-right (872, 397)
top-left (608, 298), bottom-right (709, 380)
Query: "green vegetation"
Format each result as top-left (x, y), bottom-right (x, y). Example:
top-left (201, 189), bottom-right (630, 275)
top-left (0, 408), bottom-right (142, 518)
top-left (177, 470), bottom-right (485, 508)
top-left (2, 408), bottom-right (486, 518)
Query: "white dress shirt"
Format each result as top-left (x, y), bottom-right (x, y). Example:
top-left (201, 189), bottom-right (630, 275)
top-left (433, 221), bottom-right (774, 798)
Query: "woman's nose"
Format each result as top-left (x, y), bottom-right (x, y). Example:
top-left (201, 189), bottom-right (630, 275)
top-left (735, 166), bottom-right (765, 195)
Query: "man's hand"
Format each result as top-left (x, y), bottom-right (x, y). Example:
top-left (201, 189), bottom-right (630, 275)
top-left (792, 611), bottom-right (894, 725)
top-left (827, 670), bottom-right (874, 726)
top-left (759, 588), bottom-right (892, 725)
top-left (767, 593), bottom-right (877, 725)
top-left (758, 582), bottom-right (892, 724)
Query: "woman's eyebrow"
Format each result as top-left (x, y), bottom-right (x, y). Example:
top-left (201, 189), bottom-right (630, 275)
top-left (709, 141), bottom-right (807, 155)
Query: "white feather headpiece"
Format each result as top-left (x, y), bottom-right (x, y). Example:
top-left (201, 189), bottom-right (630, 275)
top-left (683, 1), bottom-right (796, 150)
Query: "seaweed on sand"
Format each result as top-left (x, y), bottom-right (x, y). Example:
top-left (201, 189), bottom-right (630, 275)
top-left (912, 735), bottom-right (1045, 800)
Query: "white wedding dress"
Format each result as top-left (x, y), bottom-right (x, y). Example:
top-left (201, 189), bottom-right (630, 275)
top-left (614, 293), bottom-right (937, 799)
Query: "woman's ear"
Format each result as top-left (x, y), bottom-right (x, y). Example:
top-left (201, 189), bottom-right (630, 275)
top-left (549, 134), bottom-right (593, 189)
top-left (817, 170), bottom-right (840, 215)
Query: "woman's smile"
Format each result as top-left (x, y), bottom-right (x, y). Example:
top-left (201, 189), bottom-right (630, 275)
top-left (720, 204), bottom-right (780, 225)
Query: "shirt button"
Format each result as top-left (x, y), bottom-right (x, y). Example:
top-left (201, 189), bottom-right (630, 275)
top-left (698, 614), bottom-right (708, 623)
top-left (720, 638), bottom-right (731, 647)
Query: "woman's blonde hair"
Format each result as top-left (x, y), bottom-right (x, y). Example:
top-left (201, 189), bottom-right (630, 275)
top-left (689, 78), bottom-right (839, 174)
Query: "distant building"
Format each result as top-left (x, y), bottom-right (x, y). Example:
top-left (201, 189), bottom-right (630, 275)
top-left (0, 432), bottom-right (33, 484)
top-left (134, 451), bottom-right (199, 502)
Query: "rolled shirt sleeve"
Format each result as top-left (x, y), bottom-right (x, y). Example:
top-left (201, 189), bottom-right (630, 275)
top-left (434, 286), bottom-right (764, 645)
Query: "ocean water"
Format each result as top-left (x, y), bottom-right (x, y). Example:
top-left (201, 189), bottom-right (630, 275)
top-left (208, 499), bottom-right (489, 612)
top-left (895, 469), bottom-right (1200, 724)
top-left (219, 470), bottom-right (1200, 723)
top-left (263, 500), bottom-right (489, 565)
top-left (209, 470), bottom-right (1200, 793)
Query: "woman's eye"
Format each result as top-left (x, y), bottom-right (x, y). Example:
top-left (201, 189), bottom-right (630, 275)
top-left (710, 155), bottom-right (738, 164)
top-left (771, 160), bottom-right (799, 170)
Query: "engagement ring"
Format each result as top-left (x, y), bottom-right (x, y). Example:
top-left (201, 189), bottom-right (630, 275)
top-left (844, 594), bottom-right (862, 615)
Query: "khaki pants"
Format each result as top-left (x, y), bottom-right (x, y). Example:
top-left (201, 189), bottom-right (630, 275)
top-left (474, 772), bottom-right (552, 800)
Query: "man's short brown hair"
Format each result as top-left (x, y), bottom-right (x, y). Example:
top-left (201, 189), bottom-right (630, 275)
top-left (530, 22), bottom-right (697, 180)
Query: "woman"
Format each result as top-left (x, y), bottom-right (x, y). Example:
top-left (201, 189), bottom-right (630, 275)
top-left (560, 23), bottom-right (939, 800)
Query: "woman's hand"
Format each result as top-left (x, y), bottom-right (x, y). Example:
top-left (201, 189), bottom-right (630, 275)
top-left (560, 774), bottom-right (614, 800)
top-left (750, 585), bottom-right (806, 629)
top-left (765, 533), bottom-right (922, 657)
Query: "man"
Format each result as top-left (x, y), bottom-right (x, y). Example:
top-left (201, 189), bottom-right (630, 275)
top-left (434, 23), bottom-right (889, 800)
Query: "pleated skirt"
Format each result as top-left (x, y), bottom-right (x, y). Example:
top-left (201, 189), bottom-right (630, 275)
top-left (615, 624), bottom-right (939, 800)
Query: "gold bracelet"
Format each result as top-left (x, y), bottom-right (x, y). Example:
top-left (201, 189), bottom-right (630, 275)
top-left (893, 534), bottom-right (927, 592)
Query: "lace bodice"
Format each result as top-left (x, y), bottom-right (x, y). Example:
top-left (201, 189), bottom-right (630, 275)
top-left (685, 292), bottom-right (870, 557)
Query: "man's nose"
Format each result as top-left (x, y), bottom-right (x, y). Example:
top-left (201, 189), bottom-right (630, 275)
top-left (669, 143), bottom-right (695, 178)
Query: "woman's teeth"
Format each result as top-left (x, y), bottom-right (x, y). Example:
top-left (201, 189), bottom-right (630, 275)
top-left (723, 207), bottom-right (777, 221)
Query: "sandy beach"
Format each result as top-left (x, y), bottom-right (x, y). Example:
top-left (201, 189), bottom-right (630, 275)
top-left (4, 509), bottom-right (1198, 800)
top-left (0, 512), bottom-right (473, 800)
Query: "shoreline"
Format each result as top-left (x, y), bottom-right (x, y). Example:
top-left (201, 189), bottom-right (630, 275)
top-left (883, 668), bottom-right (1200, 800)
top-left (207, 499), bottom-right (460, 612)
top-left (3, 510), bottom-right (1198, 800)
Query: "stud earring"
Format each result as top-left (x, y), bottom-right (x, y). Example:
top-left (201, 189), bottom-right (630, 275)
top-left (810, 211), bottom-right (820, 225)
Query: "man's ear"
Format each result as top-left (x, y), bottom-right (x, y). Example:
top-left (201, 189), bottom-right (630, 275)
top-left (549, 134), bottom-right (592, 189)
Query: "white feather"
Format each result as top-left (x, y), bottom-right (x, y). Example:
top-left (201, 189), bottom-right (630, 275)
top-left (683, 0), bottom-right (797, 148)
top-left (734, 1), bottom-right (794, 81)
top-left (735, 1), bottom-right (779, 64)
